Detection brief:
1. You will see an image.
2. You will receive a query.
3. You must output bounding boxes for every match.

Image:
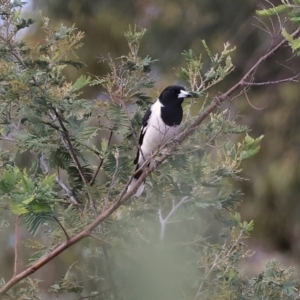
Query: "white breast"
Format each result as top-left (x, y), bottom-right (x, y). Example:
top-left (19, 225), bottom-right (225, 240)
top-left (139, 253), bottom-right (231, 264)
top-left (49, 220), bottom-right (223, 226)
top-left (138, 100), bottom-right (179, 165)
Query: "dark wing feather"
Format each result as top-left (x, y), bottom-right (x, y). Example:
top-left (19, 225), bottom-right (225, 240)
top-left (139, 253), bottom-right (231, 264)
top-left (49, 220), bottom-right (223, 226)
top-left (134, 108), bottom-right (152, 165)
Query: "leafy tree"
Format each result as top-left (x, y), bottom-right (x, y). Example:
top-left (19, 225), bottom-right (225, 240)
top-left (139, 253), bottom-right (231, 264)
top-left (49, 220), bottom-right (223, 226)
top-left (0, 1), bottom-right (300, 299)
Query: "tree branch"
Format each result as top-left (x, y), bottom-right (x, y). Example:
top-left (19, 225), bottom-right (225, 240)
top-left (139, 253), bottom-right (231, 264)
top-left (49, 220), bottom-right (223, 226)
top-left (0, 136), bottom-right (15, 142)
top-left (90, 130), bottom-right (113, 186)
top-left (106, 148), bottom-right (119, 201)
top-left (52, 215), bottom-right (70, 241)
top-left (243, 74), bottom-right (300, 86)
top-left (159, 196), bottom-right (189, 240)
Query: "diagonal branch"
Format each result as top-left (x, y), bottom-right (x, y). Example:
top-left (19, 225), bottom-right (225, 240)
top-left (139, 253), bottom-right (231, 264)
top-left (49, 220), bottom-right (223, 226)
top-left (243, 74), bottom-right (300, 86)
top-left (52, 215), bottom-right (70, 241)
top-left (90, 130), bottom-right (113, 186)
top-left (1, 25), bottom-right (300, 297)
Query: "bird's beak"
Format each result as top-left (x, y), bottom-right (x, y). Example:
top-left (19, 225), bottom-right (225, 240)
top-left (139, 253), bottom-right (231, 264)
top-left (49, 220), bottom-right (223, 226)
top-left (178, 90), bottom-right (192, 98)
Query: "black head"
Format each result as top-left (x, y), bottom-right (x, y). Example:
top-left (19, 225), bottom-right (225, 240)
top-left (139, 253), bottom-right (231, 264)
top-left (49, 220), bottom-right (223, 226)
top-left (159, 85), bottom-right (191, 106)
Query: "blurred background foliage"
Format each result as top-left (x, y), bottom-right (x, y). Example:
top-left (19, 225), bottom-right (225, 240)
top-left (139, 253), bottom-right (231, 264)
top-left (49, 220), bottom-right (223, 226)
top-left (2, 0), bottom-right (300, 288)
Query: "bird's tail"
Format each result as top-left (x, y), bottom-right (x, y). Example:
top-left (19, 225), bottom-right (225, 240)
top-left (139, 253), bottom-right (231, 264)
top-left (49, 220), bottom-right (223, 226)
top-left (127, 164), bottom-right (145, 197)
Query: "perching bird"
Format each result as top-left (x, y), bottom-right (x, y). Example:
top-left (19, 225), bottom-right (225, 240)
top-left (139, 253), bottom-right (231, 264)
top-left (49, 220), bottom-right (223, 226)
top-left (128, 85), bottom-right (191, 197)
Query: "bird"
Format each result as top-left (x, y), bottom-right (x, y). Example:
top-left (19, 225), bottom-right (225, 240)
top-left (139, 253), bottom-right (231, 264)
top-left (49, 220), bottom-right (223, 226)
top-left (128, 85), bottom-right (192, 197)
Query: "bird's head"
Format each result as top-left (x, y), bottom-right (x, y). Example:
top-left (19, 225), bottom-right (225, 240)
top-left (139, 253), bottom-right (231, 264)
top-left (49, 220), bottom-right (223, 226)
top-left (159, 85), bottom-right (191, 106)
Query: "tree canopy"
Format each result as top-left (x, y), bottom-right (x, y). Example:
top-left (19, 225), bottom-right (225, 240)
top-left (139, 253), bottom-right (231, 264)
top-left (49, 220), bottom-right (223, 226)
top-left (1, 0), bottom-right (300, 299)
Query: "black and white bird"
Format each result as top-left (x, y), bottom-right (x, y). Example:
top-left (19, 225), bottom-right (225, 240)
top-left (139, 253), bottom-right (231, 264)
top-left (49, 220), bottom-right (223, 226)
top-left (128, 85), bottom-right (191, 197)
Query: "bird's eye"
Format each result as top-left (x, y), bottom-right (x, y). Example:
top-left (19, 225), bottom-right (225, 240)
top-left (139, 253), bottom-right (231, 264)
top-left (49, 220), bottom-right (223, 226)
top-left (172, 90), bottom-right (175, 93)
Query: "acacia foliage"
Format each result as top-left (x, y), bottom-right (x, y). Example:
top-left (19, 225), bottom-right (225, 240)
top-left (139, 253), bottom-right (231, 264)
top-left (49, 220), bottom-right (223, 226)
top-left (0, 1), bottom-right (299, 299)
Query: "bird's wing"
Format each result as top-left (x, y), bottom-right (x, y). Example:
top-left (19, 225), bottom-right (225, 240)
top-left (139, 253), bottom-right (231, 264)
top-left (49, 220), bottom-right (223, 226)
top-left (134, 108), bottom-right (152, 164)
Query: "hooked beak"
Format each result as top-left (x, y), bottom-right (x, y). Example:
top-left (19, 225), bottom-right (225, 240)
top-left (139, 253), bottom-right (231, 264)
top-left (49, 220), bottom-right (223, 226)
top-left (178, 90), bottom-right (192, 98)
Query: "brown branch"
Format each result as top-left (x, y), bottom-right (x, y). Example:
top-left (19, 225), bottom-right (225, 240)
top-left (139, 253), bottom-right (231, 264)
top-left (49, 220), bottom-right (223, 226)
top-left (244, 91), bottom-right (267, 111)
top-left (1, 25), bottom-right (300, 297)
top-left (89, 159), bottom-right (103, 186)
top-left (52, 215), bottom-right (70, 241)
top-left (13, 216), bottom-right (19, 277)
top-left (243, 74), bottom-right (300, 86)
top-left (174, 26), bottom-right (300, 145)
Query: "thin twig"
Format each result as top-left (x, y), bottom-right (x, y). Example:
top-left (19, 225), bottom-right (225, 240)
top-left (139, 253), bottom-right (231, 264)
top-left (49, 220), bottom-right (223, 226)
top-left (0, 136), bottom-right (15, 142)
top-left (90, 159), bottom-right (103, 186)
top-left (108, 149), bottom-right (120, 195)
top-left (244, 91), bottom-right (267, 111)
top-left (55, 176), bottom-right (81, 208)
top-left (101, 148), bottom-right (120, 214)
top-left (89, 234), bottom-right (112, 246)
top-left (243, 74), bottom-right (300, 86)
top-left (52, 215), bottom-right (70, 240)
top-left (159, 196), bottom-right (189, 240)
top-left (90, 131), bottom-right (113, 186)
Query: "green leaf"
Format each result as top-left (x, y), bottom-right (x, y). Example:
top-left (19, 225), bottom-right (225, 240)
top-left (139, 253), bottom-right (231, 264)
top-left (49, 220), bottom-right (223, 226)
top-left (39, 174), bottom-right (55, 190)
top-left (15, 18), bottom-right (34, 31)
top-left (240, 134), bottom-right (264, 160)
top-left (256, 4), bottom-right (290, 16)
top-left (77, 126), bottom-right (101, 141)
top-left (9, 202), bottom-right (28, 215)
top-left (124, 25), bottom-right (146, 46)
top-left (55, 24), bottom-right (71, 40)
top-left (22, 195), bottom-right (35, 205)
top-left (23, 211), bottom-right (54, 236)
top-left (202, 40), bottom-right (213, 60)
top-left (227, 269), bottom-right (237, 283)
top-left (101, 138), bottom-right (108, 153)
top-left (72, 75), bottom-right (91, 91)
top-left (0, 167), bottom-right (20, 193)
top-left (282, 28), bottom-right (300, 51)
